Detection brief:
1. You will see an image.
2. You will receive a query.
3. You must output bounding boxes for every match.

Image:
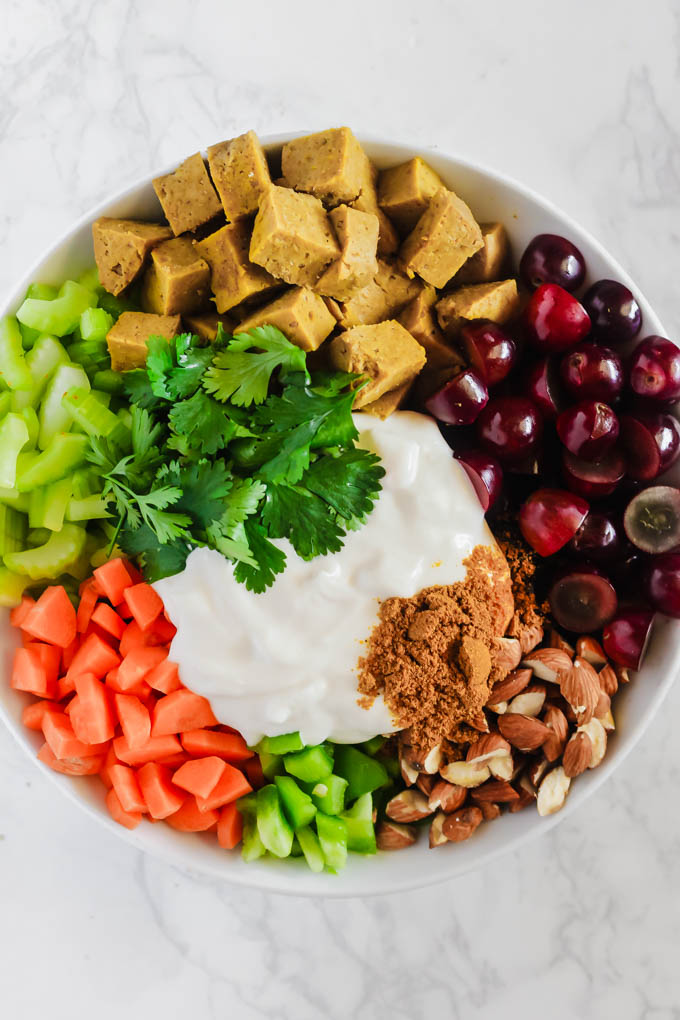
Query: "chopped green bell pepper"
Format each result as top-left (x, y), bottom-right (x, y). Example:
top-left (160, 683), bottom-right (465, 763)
top-left (241, 816), bottom-right (267, 862)
top-left (341, 793), bottom-right (377, 855)
top-left (284, 745), bottom-right (334, 784)
top-left (257, 731), bottom-right (304, 755)
top-left (308, 774), bottom-right (348, 816)
top-left (333, 746), bottom-right (389, 802)
top-left (274, 775), bottom-right (317, 831)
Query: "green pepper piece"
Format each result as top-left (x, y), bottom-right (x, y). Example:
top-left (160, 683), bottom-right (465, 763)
top-left (256, 731), bottom-right (304, 755)
top-left (296, 825), bottom-right (324, 873)
top-left (255, 785), bottom-right (294, 858)
top-left (0, 414), bottom-right (30, 488)
top-left (283, 745), bottom-right (334, 784)
top-left (0, 318), bottom-right (33, 391)
top-left (361, 735), bottom-right (386, 756)
top-left (307, 774), bottom-right (348, 816)
top-left (341, 793), bottom-right (377, 855)
top-left (316, 813), bottom-right (348, 873)
top-left (241, 816), bottom-right (267, 862)
top-left (259, 751), bottom-right (283, 779)
top-left (274, 775), bottom-right (317, 831)
top-left (333, 745), bottom-right (389, 802)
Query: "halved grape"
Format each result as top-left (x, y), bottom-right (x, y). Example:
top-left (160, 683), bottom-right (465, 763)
top-left (519, 488), bottom-right (589, 557)
top-left (602, 606), bottom-right (655, 666)
top-left (455, 450), bottom-right (503, 512)
top-left (562, 448), bottom-right (625, 499)
top-left (623, 486), bottom-right (680, 554)
top-left (645, 553), bottom-right (680, 618)
top-left (619, 412), bottom-right (680, 481)
top-left (549, 564), bottom-right (617, 633)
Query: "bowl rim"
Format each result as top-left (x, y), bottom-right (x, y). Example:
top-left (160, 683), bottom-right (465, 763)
top-left (0, 132), bottom-right (676, 898)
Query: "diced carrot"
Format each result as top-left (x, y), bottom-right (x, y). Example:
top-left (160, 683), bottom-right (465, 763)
top-left (114, 693), bottom-right (151, 750)
top-left (180, 728), bottom-right (252, 762)
top-left (156, 751), bottom-right (192, 767)
top-left (21, 700), bottom-right (61, 731)
top-left (117, 595), bottom-right (133, 621)
top-left (38, 741), bottom-right (106, 776)
top-left (243, 756), bottom-right (265, 790)
top-left (57, 675), bottom-right (75, 699)
top-left (125, 561), bottom-right (144, 584)
top-left (21, 632), bottom-right (38, 648)
top-left (195, 763), bottom-right (252, 812)
top-left (124, 582), bottom-right (163, 632)
top-left (172, 756), bottom-right (226, 799)
top-left (109, 764), bottom-right (147, 814)
top-left (165, 796), bottom-right (219, 832)
top-left (90, 601), bottom-right (126, 640)
top-left (217, 802), bottom-right (243, 849)
top-left (93, 557), bottom-right (135, 606)
top-left (105, 669), bottom-right (152, 700)
top-left (152, 615), bottom-right (176, 643)
top-left (113, 732), bottom-right (182, 766)
top-left (146, 658), bottom-right (181, 695)
top-left (67, 632), bottom-right (121, 680)
top-left (61, 637), bottom-right (78, 672)
top-left (29, 642), bottom-right (61, 686)
top-left (70, 673), bottom-right (116, 744)
top-left (106, 787), bottom-right (142, 829)
top-left (63, 696), bottom-right (75, 715)
top-left (136, 762), bottom-right (185, 819)
top-left (11, 646), bottom-right (57, 698)
top-left (119, 620), bottom-right (155, 657)
top-left (117, 645), bottom-right (167, 691)
top-left (10, 595), bottom-right (36, 628)
top-left (76, 580), bottom-right (99, 634)
top-left (99, 743), bottom-right (120, 788)
top-left (151, 689), bottom-right (217, 737)
top-left (22, 586), bottom-right (76, 649)
top-left (42, 711), bottom-right (108, 760)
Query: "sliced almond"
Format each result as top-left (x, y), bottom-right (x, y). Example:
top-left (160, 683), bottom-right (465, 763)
top-left (415, 773), bottom-right (436, 797)
top-left (518, 621), bottom-right (544, 655)
top-left (471, 779), bottom-right (519, 804)
top-left (509, 786), bottom-right (535, 812)
top-left (600, 707), bottom-right (616, 732)
top-left (442, 806), bottom-right (483, 843)
top-left (549, 629), bottom-right (575, 656)
top-left (542, 704), bottom-right (569, 762)
top-left (480, 801), bottom-right (501, 820)
top-left (506, 683), bottom-right (546, 718)
top-left (498, 712), bottom-right (551, 751)
top-left (562, 731), bottom-right (592, 778)
top-left (522, 647), bottom-right (572, 683)
top-left (401, 742), bottom-right (443, 775)
top-left (428, 780), bottom-right (467, 814)
top-left (615, 665), bottom-right (631, 684)
top-left (536, 766), bottom-right (571, 816)
top-left (493, 636), bottom-right (522, 672)
top-left (385, 789), bottom-right (433, 823)
top-left (488, 668), bottom-right (532, 705)
top-left (486, 700), bottom-right (508, 714)
top-left (376, 820), bottom-right (417, 850)
top-left (488, 750), bottom-right (514, 781)
top-left (439, 760), bottom-right (490, 788)
top-left (400, 758), bottom-right (419, 787)
top-left (468, 711), bottom-right (490, 733)
top-left (599, 663), bottom-right (618, 697)
top-left (578, 717), bottom-right (607, 767)
top-left (559, 657), bottom-right (601, 725)
top-left (576, 636), bottom-right (607, 667)
top-left (595, 689), bottom-right (611, 720)
top-left (466, 732), bottom-right (512, 766)
top-left (429, 811), bottom-right (449, 847)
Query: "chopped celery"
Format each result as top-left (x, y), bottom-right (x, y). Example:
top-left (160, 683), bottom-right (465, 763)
top-left (0, 317), bottom-right (33, 390)
top-left (117, 407), bottom-right (133, 430)
top-left (92, 370), bottom-right (124, 395)
top-left (27, 528), bottom-right (51, 546)
top-left (333, 746), bottom-right (389, 802)
top-left (0, 487), bottom-right (30, 512)
top-left (0, 567), bottom-right (28, 607)
top-left (0, 414), bottom-right (30, 488)
top-left (90, 389), bottom-right (112, 407)
top-left (71, 468), bottom-right (98, 499)
top-left (79, 307), bottom-right (113, 342)
top-left (38, 363), bottom-right (90, 449)
top-left (257, 731), bottom-right (304, 755)
top-left (241, 816), bottom-right (267, 862)
top-left (308, 774), bottom-right (348, 816)
top-left (362, 736), bottom-right (386, 756)
top-left (256, 785), bottom-right (294, 858)
top-left (16, 434), bottom-right (88, 491)
top-left (296, 825), bottom-right (325, 873)
top-left (274, 775), bottom-right (317, 831)
top-left (78, 267), bottom-right (102, 293)
top-left (259, 751), bottom-right (283, 779)
top-left (4, 522), bottom-right (86, 579)
top-left (16, 281), bottom-right (97, 337)
top-left (11, 334), bottom-right (71, 411)
top-left (0, 392), bottom-right (11, 419)
top-left (316, 813), bottom-right (348, 873)
top-left (62, 386), bottom-right (123, 439)
top-left (283, 745), bottom-right (334, 784)
top-left (28, 489), bottom-right (45, 529)
top-left (27, 283), bottom-right (58, 301)
top-left (43, 476), bottom-right (73, 531)
top-left (97, 290), bottom-right (135, 320)
top-left (67, 339), bottom-right (109, 374)
top-left (0, 505), bottom-right (27, 557)
top-left (341, 794), bottom-right (377, 855)
top-left (20, 407), bottom-right (39, 449)
top-left (66, 494), bottom-right (111, 522)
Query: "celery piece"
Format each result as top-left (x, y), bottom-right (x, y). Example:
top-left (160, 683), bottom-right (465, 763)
top-left (0, 567), bottom-right (28, 607)
top-left (97, 290), bottom-right (135, 321)
top-left (17, 281), bottom-right (97, 337)
top-left (259, 751), bottom-right (283, 779)
top-left (0, 392), bottom-right (11, 419)
top-left (67, 339), bottom-right (109, 371)
top-left (28, 488), bottom-right (46, 529)
top-left (341, 793), bottom-right (377, 855)
top-left (0, 504), bottom-right (27, 557)
top-left (284, 745), bottom-right (334, 784)
top-left (316, 813), bottom-right (348, 873)
top-left (27, 528), bottom-right (51, 547)
top-left (66, 494), bottom-right (111, 522)
top-left (16, 433), bottom-right (88, 491)
top-left (4, 523), bottom-right (86, 580)
top-left (0, 414), bottom-right (30, 488)
top-left (38, 363), bottom-right (90, 449)
top-left (70, 468), bottom-right (98, 499)
top-left (42, 476), bottom-right (73, 531)
top-left (117, 407), bottom-right (133, 430)
top-left (0, 317), bottom-right (33, 391)
top-left (78, 267), bottom-right (102, 294)
top-left (27, 283), bottom-right (58, 301)
top-left (308, 774), bottom-right (348, 816)
top-left (296, 825), bottom-right (325, 874)
top-left (241, 816), bottom-right (267, 862)
top-left (257, 731), bottom-right (304, 755)
top-left (274, 775), bottom-right (317, 831)
top-left (62, 386), bottom-right (122, 439)
top-left (256, 785), bottom-right (294, 858)
top-left (11, 335), bottom-right (71, 411)
top-left (0, 487), bottom-right (30, 512)
top-left (93, 369), bottom-right (124, 395)
top-left (79, 307), bottom-right (113, 343)
top-left (333, 746), bottom-right (389, 802)
top-left (20, 407), bottom-right (40, 449)
top-left (90, 389), bottom-right (112, 408)
top-left (361, 736), bottom-right (386, 756)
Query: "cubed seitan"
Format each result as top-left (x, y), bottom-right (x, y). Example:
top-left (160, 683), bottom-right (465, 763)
top-left (152, 153), bottom-right (223, 235)
top-left (399, 287), bottom-right (465, 374)
top-left (249, 185), bottom-right (340, 287)
top-left (378, 157), bottom-right (446, 235)
top-left (207, 131), bottom-right (272, 220)
top-left (281, 127), bottom-right (369, 207)
top-left (106, 311), bottom-right (181, 372)
top-left (236, 286), bottom-right (336, 352)
top-left (140, 237), bottom-right (211, 316)
top-left (336, 259), bottom-right (422, 328)
top-left (195, 221), bottom-right (279, 313)
top-left (454, 222), bottom-right (509, 285)
top-left (400, 188), bottom-right (483, 288)
top-left (436, 279), bottom-right (520, 336)
top-left (315, 205), bottom-right (379, 300)
top-left (328, 320), bottom-right (426, 408)
top-left (361, 379), bottom-right (413, 419)
top-left (350, 158), bottom-right (399, 256)
top-left (183, 311), bottom-right (235, 343)
top-left (92, 218), bottom-right (172, 296)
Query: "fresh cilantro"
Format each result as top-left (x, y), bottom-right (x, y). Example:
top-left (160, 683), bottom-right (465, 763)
top-left (233, 519), bottom-right (287, 592)
top-left (303, 448), bottom-right (385, 520)
top-left (118, 523), bottom-right (193, 583)
top-left (123, 369), bottom-right (160, 410)
top-left (203, 326), bottom-right (308, 406)
top-left (261, 484), bottom-right (344, 559)
top-left (170, 334), bottom-right (218, 398)
top-left (256, 420), bottom-right (318, 485)
top-left (146, 335), bottom-right (176, 399)
top-left (221, 477), bottom-right (266, 529)
top-left (159, 459), bottom-right (233, 531)
top-left (168, 391), bottom-right (242, 455)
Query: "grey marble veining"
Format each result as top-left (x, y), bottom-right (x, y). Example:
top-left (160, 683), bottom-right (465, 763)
top-left (2, 1), bottom-right (680, 1017)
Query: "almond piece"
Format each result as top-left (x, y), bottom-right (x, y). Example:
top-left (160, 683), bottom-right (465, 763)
top-left (560, 657), bottom-right (601, 724)
top-left (578, 717), bottom-right (607, 767)
top-left (549, 629), bottom-right (575, 655)
top-left (527, 758), bottom-right (550, 788)
top-left (466, 732), bottom-right (512, 766)
top-left (576, 636), bottom-right (607, 667)
top-left (386, 789), bottom-right (433, 823)
top-left (486, 700), bottom-right (508, 714)
top-left (471, 779), bottom-right (519, 804)
top-left (599, 663), bottom-right (618, 697)
top-left (518, 622), bottom-right (544, 655)
top-left (480, 801), bottom-right (502, 820)
top-left (489, 751), bottom-right (514, 782)
top-left (376, 820), bottom-right (417, 850)
top-left (536, 766), bottom-right (571, 816)
top-left (506, 683), bottom-right (546, 717)
top-left (509, 785), bottom-right (535, 812)
top-left (562, 731), bottom-right (592, 777)
top-left (415, 773), bottom-right (436, 797)
top-left (595, 689), bottom-right (611, 720)
top-left (400, 758), bottom-right (419, 786)
top-left (498, 712), bottom-right (551, 751)
top-left (442, 806), bottom-right (483, 843)
top-left (600, 707), bottom-right (616, 732)
top-left (439, 760), bottom-right (490, 788)
top-left (428, 780), bottom-right (467, 814)
top-left (468, 711), bottom-right (490, 733)
top-left (401, 742), bottom-right (443, 775)
top-left (542, 705), bottom-right (569, 762)
top-left (488, 668), bottom-right (532, 705)
top-left (493, 636), bottom-right (522, 672)
top-left (615, 665), bottom-right (631, 684)
top-left (522, 647), bottom-right (572, 683)
top-left (429, 811), bottom-right (448, 847)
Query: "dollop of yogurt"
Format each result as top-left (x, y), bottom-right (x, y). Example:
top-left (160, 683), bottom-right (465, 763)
top-left (154, 412), bottom-right (498, 747)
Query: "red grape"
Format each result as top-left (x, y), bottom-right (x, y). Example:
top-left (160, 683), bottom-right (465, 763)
top-left (525, 283), bottom-right (591, 353)
top-left (549, 564), bottom-right (617, 633)
top-left (624, 486), bottom-right (680, 554)
top-left (476, 396), bottom-right (543, 463)
top-left (629, 336), bottom-right (680, 402)
top-left (556, 400), bottom-right (619, 461)
top-left (602, 606), bottom-right (655, 667)
top-left (425, 369), bottom-right (489, 425)
top-left (519, 234), bottom-right (586, 292)
top-left (519, 487), bottom-right (589, 556)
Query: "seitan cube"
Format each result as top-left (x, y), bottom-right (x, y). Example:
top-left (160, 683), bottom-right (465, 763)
top-left (152, 153), bottom-right (223, 235)
top-left (140, 237), bottom-right (211, 316)
top-left (249, 186), bottom-right (340, 287)
top-left (106, 311), bottom-right (181, 372)
top-left (399, 288), bottom-right (465, 374)
top-left (281, 127), bottom-right (369, 207)
top-left (236, 286), bottom-right (336, 352)
top-left (336, 259), bottom-right (422, 328)
top-left (361, 380), bottom-right (413, 419)
top-left (195, 221), bottom-right (279, 313)
top-left (183, 311), bottom-right (235, 343)
top-left (378, 157), bottom-right (446, 235)
top-left (92, 218), bottom-right (172, 296)
top-left (315, 205), bottom-right (379, 300)
top-left (436, 280), bottom-right (520, 336)
top-left (350, 158), bottom-right (399, 256)
top-left (207, 131), bottom-right (272, 220)
top-left (400, 188), bottom-right (483, 288)
top-left (454, 222), bottom-right (509, 285)
top-left (328, 320), bottom-right (426, 408)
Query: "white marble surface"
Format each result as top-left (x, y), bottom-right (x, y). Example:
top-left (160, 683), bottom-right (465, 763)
top-left (2, 1), bottom-right (680, 1016)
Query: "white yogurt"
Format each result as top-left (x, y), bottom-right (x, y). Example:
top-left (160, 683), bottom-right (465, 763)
top-left (155, 412), bottom-right (498, 747)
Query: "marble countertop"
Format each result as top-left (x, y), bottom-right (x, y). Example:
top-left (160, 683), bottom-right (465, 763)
top-left (2, 1), bottom-right (680, 1017)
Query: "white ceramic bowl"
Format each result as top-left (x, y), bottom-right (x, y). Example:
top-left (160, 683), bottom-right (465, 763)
top-left (1, 134), bottom-right (677, 898)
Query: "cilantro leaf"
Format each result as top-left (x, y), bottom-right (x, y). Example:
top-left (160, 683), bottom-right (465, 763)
top-left (221, 477), bottom-right (266, 529)
top-left (168, 391), bottom-right (242, 455)
top-left (118, 523), bottom-right (192, 582)
top-left (123, 369), bottom-right (160, 410)
top-left (134, 487), bottom-right (192, 542)
top-left (160, 460), bottom-right (233, 531)
top-left (233, 520), bottom-right (287, 593)
top-left (303, 449), bottom-right (385, 520)
top-left (169, 334), bottom-right (216, 398)
top-left (203, 326), bottom-right (308, 406)
top-left (206, 521), bottom-right (258, 569)
top-left (256, 420), bottom-right (318, 485)
top-left (131, 405), bottom-right (163, 463)
top-left (254, 385), bottom-right (358, 449)
top-left (261, 484), bottom-right (344, 560)
top-left (146, 336), bottom-right (176, 399)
